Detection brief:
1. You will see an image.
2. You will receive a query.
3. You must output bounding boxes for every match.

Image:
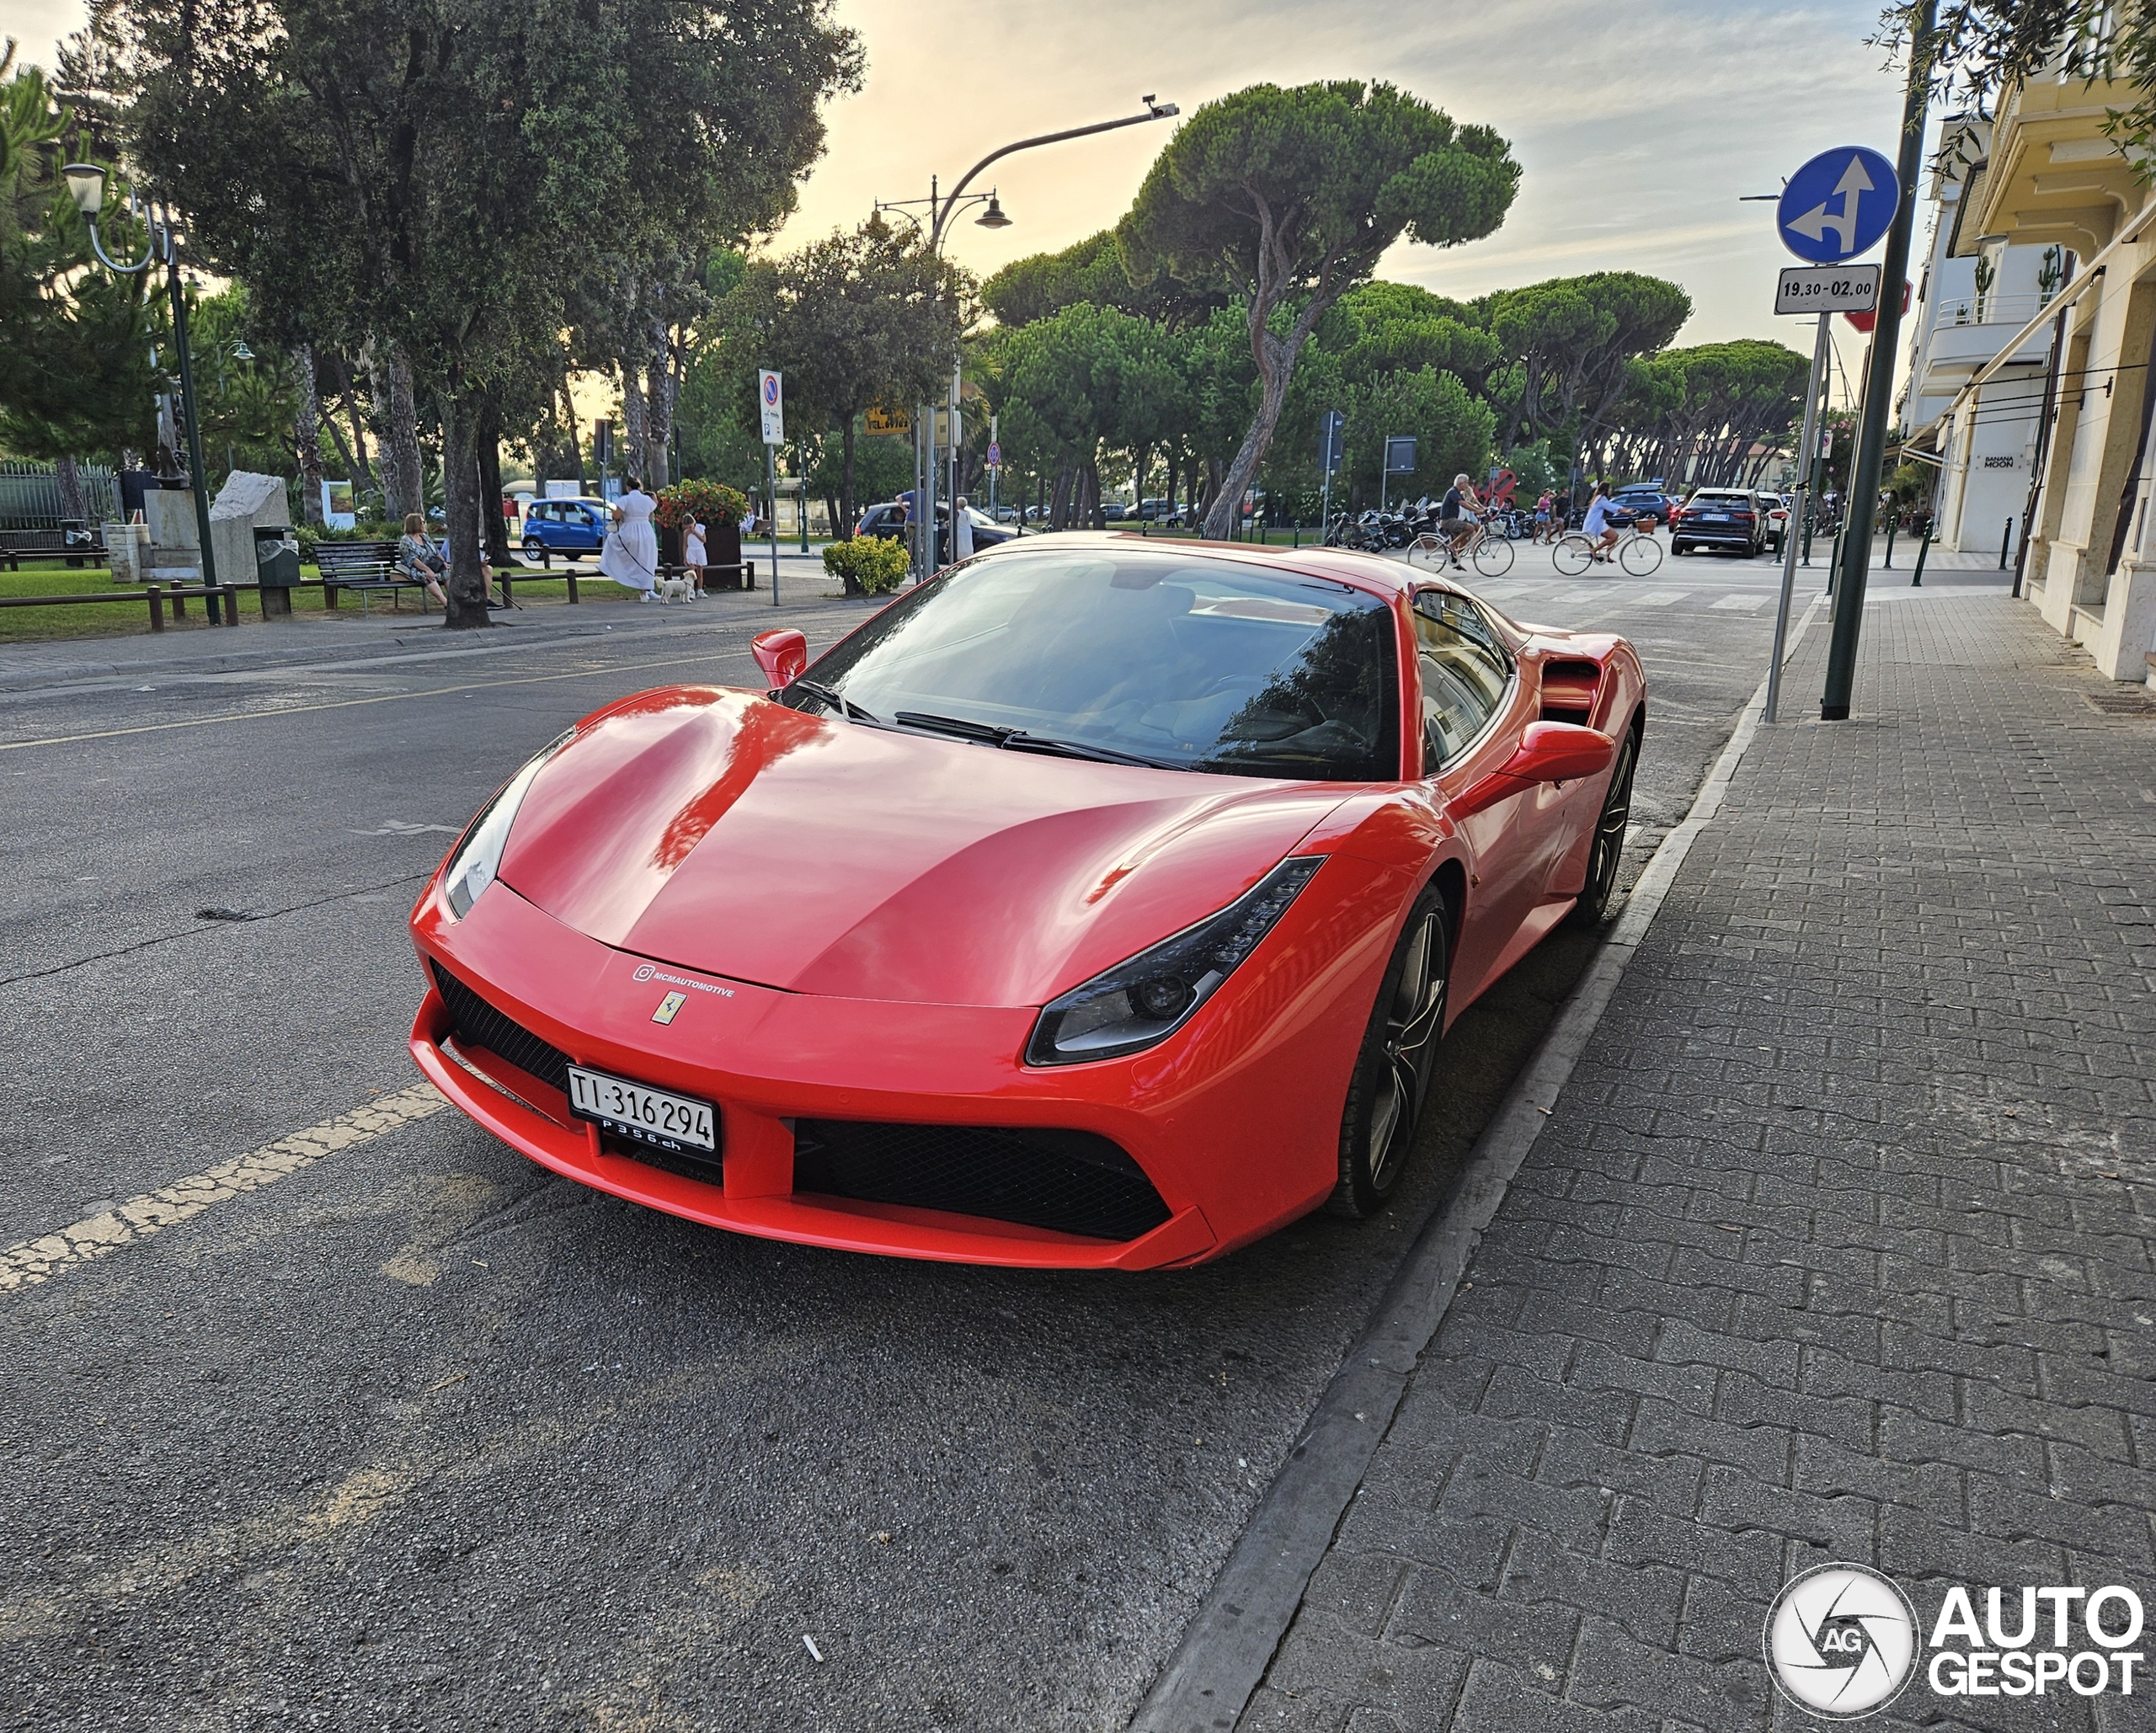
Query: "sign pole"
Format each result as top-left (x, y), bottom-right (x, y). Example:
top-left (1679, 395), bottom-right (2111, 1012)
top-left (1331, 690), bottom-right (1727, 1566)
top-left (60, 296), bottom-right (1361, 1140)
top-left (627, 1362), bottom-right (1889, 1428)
top-left (756, 368), bottom-right (785, 605)
top-left (1821, 0), bottom-right (1936, 719)
top-left (1764, 309), bottom-right (1833, 723)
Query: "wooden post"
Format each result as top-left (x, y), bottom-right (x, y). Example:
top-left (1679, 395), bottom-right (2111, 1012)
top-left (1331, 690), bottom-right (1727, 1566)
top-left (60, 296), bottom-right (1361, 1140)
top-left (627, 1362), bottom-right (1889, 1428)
top-left (222, 584), bottom-right (242, 626)
top-left (147, 584), bottom-right (164, 632)
top-left (565, 572), bottom-right (579, 605)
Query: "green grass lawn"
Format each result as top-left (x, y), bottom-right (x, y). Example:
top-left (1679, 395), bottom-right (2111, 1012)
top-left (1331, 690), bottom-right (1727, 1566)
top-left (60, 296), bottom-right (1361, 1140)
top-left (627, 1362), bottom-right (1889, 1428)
top-left (0, 559), bottom-right (649, 643)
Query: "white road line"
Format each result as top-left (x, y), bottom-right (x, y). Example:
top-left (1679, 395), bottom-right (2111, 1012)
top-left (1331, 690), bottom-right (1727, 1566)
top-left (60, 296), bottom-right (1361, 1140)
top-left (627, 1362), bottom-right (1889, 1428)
top-left (1633, 590), bottom-right (1690, 606)
top-left (0, 1083), bottom-right (446, 1293)
top-left (1710, 594), bottom-right (1770, 611)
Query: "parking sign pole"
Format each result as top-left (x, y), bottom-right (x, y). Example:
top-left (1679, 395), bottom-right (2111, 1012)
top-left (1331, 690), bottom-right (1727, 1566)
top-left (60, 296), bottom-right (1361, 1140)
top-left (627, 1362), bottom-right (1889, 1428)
top-left (1764, 310), bottom-right (1833, 723)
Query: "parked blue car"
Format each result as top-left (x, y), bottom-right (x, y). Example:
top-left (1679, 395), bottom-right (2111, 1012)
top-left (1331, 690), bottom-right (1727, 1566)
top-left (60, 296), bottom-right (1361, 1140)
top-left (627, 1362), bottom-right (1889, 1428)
top-left (520, 498), bottom-right (612, 561)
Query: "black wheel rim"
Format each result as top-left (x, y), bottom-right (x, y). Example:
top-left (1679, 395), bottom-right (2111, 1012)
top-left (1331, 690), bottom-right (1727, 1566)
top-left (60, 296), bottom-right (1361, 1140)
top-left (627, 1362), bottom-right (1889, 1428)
top-left (1585, 732), bottom-right (1637, 911)
top-left (1368, 910), bottom-right (1447, 1192)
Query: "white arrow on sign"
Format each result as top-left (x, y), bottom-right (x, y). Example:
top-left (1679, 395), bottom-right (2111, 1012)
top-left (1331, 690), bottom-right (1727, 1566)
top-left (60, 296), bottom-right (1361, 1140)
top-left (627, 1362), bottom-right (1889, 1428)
top-left (1785, 154), bottom-right (1876, 256)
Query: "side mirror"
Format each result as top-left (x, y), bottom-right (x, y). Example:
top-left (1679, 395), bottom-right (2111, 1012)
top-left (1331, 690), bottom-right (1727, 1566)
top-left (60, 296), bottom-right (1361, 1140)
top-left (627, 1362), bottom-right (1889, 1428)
top-left (1498, 721), bottom-right (1615, 784)
top-left (751, 627), bottom-right (808, 691)
top-left (1448, 722), bottom-right (1614, 819)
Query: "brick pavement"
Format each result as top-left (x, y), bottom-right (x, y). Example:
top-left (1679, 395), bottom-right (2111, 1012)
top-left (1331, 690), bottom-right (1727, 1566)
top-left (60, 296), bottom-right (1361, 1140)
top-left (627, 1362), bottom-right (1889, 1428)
top-left (1241, 595), bottom-right (2156, 1731)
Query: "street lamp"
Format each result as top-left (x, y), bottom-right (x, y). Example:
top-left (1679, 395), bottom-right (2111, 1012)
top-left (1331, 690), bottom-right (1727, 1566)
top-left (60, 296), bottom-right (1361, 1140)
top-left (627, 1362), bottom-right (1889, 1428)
top-left (61, 161), bottom-right (222, 619)
top-left (873, 95), bottom-right (1180, 577)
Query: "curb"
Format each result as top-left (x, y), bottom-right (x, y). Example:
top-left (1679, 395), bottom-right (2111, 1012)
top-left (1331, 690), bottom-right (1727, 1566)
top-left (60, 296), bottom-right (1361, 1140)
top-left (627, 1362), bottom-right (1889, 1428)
top-left (1127, 600), bottom-right (1822, 1732)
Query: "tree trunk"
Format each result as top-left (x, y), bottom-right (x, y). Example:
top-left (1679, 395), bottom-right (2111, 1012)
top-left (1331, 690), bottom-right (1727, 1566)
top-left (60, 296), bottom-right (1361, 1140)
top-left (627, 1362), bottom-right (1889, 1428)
top-left (559, 380), bottom-right (585, 492)
top-left (441, 389), bottom-right (492, 631)
top-left (1084, 460), bottom-right (1103, 529)
top-left (369, 343), bottom-right (424, 523)
top-left (841, 420), bottom-right (858, 538)
top-left (643, 302), bottom-right (676, 488)
top-left (1050, 465), bottom-right (1074, 531)
top-left (478, 397), bottom-right (510, 568)
top-left (293, 345), bottom-right (327, 526)
top-left (620, 360), bottom-right (649, 486)
top-left (54, 454), bottom-right (87, 523)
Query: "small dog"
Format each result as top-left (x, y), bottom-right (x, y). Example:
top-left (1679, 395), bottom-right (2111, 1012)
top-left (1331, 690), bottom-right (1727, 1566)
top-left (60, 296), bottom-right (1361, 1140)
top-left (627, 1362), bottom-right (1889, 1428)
top-left (654, 573), bottom-right (696, 604)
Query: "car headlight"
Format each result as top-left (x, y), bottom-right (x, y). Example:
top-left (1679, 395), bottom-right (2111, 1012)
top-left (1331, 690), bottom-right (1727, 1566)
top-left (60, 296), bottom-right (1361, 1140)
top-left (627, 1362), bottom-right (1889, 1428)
top-left (1024, 856), bottom-right (1325, 1066)
top-left (440, 730), bottom-right (574, 919)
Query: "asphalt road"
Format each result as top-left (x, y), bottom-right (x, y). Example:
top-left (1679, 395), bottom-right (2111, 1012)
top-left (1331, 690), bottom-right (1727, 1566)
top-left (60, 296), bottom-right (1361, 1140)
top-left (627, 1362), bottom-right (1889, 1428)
top-left (0, 549), bottom-right (1892, 1730)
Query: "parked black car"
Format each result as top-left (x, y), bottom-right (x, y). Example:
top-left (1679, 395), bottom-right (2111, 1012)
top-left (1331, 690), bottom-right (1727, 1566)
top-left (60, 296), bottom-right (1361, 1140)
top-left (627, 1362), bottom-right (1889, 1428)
top-left (1671, 488), bottom-right (1769, 557)
top-left (855, 500), bottom-right (1016, 554)
top-left (1609, 486), bottom-right (1679, 525)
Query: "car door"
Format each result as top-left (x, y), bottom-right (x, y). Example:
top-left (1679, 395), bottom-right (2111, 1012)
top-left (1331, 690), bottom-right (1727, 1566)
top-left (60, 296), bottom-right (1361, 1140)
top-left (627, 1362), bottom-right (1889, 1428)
top-left (1414, 589), bottom-right (1544, 1000)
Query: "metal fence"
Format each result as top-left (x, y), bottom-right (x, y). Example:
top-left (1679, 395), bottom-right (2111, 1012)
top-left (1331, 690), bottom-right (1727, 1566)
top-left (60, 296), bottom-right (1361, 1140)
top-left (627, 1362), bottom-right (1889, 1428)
top-left (0, 461), bottom-right (120, 531)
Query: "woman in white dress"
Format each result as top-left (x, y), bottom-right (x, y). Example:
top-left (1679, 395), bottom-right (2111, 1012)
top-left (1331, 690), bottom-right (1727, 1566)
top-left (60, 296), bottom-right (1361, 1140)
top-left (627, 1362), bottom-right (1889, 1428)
top-left (683, 517), bottom-right (707, 597)
top-left (599, 476), bottom-right (659, 598)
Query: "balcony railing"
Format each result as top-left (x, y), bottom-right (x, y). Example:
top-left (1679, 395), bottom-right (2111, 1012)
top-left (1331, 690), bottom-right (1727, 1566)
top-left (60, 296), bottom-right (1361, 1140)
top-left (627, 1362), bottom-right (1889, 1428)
top-left (1930, 292), bottom-right (2058, 328)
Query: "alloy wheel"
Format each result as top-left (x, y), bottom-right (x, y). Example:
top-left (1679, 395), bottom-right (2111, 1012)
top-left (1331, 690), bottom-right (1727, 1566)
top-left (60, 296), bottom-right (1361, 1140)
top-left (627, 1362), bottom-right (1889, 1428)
top-left (1366, 909), bottom-right (1448, 1192)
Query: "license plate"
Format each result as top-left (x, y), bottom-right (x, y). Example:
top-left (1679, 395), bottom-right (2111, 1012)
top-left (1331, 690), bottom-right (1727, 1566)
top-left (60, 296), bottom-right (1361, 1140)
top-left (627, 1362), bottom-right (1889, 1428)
top-left (567, 1065), bottom-right (718, 1153)
top-left (1702, 513), bottom-right (1729, 522)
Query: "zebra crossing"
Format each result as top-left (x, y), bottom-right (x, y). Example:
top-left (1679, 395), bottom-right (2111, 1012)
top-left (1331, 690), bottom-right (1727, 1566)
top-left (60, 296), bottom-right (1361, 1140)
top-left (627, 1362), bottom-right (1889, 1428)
top-left (1465, 573), bottom-right (1805, 624)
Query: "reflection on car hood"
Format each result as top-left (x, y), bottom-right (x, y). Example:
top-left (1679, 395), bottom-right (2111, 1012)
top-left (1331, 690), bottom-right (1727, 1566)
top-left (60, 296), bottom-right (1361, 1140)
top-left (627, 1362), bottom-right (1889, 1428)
top-left (496, 688), bottom-right (1351, 1005)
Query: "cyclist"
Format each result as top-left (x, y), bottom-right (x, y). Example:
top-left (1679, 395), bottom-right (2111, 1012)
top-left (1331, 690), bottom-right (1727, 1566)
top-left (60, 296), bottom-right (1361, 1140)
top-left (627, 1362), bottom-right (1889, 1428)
top-left (1438, 472), bottom-right (1481, 569)
top-left (1580, 482), bottom-right (1623, 564)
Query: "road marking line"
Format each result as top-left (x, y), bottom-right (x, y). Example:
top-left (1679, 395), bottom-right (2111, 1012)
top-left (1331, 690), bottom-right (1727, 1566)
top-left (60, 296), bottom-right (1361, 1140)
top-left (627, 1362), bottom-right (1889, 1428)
top-left (1711, 594), bottom-right (1769, 611)
top-left (0, 646), bottom-right (764, 755)
top-left (1635, 590), bottom-right (1689, 605)
top-left (0, 1083), bottom-right (446, 1293)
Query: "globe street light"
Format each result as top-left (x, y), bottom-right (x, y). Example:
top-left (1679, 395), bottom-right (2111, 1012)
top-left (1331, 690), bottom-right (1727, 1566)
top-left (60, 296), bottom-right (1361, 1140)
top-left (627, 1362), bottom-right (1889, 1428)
top-left (61, 161), bottom-right (223, 618)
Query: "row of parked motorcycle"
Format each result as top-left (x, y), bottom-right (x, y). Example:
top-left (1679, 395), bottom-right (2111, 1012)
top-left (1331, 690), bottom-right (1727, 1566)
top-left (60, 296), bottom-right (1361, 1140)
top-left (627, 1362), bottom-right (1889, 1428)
top-left (1321, 500), bottom-right (1542, 552)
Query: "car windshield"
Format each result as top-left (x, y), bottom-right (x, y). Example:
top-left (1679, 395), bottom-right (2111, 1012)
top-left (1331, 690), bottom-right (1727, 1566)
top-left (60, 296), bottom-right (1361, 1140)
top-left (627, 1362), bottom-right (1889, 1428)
top-left (795, 547), bottom-right (1400, 781)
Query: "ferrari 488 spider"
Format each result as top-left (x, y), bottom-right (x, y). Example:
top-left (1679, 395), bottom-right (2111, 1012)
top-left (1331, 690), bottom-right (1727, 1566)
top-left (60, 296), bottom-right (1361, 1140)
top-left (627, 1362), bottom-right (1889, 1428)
top-left (410, 536), bottom-right (1644, 1269)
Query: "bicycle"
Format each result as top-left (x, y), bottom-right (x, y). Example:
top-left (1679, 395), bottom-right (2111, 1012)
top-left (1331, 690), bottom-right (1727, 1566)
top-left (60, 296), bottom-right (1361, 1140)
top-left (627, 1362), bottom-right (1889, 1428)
top-left (1553, 517), bottom-right (1662, 577)
top-left (1408, 518), bottom-right (1513, 578)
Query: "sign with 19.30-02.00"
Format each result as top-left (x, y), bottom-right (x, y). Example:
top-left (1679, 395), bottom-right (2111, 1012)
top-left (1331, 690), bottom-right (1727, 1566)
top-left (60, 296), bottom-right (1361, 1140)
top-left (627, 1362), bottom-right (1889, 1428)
top-left (1775, 264), bottom-right (1881, 317)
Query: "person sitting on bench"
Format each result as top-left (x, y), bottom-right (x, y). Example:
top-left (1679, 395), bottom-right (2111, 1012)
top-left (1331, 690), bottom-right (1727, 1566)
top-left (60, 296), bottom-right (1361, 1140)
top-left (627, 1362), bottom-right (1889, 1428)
top-left (396, 514), bottom-right (449, 607)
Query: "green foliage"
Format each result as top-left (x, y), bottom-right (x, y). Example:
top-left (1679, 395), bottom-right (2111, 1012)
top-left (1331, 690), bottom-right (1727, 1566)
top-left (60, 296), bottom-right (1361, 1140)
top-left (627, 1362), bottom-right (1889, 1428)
top-left (1477, 272), bottom-right (1693, 450)
top-left (1118, 80), bottom-right (1518, 536)
top-left (1337, 368), bottom-right (1494, 504)
top-left (0, 51), bottom-right (161, 464)
top-left (102, 0), bottom-right (863, 621)
top-left (822, 533), bottom-right (909, 595)
top-left (981, 229), bottom-right (1222, 330)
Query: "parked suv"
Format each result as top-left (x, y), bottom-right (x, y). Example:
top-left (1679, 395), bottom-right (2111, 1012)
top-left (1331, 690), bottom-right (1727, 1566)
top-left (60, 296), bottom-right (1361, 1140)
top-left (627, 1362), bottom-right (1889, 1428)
top-left (1610, 486), bottom-right (1678, 526)
top-left (520, 498), bottom-right (613, 561)
top-left (1672, 488), bottom-right (1768, 557)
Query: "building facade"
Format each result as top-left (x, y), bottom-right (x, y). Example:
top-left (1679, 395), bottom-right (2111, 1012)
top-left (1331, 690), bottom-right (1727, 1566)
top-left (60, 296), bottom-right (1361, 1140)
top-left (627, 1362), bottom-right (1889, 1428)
top-left (1974, 62), bottom-right (2156, 683)
top-left (1902, 117), bottom-right (2060, 555)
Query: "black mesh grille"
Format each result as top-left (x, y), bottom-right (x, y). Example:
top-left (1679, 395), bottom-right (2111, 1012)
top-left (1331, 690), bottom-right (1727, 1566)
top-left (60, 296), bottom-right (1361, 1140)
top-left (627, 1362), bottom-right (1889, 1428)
top-left (431, 962), bottom-right (572, 1093)
top-left (792, 1122), bottom-right (1170, 1242)
top-left (602, 1133), bottom-right (724, 1190)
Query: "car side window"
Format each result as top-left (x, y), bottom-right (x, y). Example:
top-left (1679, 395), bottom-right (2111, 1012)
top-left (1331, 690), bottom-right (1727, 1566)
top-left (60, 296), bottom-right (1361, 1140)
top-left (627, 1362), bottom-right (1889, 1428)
top-left (1413, 590), bottom-right (1513, 771)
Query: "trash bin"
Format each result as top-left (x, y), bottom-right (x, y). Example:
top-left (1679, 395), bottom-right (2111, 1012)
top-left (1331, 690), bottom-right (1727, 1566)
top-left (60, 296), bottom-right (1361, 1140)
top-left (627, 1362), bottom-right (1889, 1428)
top-left (254, 525), bottom-right (301, 617)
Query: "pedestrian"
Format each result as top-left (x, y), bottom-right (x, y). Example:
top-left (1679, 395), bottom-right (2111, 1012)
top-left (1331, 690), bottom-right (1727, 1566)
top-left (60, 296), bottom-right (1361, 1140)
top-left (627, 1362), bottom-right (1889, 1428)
top-left (683, 516), bottom-right (707, 598)
top-left (394, 512), bottom-right (449, 608)
top-left (1534, 488), bottom-right (1555, 544)
top-left (599, 473), bottom-right (659, 600)
top-left (952, 495), bottom-right (975, 562)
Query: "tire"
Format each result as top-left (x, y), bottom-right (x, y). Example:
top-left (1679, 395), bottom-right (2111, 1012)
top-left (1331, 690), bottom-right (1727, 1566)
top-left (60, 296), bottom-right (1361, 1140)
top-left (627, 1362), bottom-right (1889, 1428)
top-left (1619, 535), bottom-right (1662, 576)
top-left (1472, 535), bottom-right (1514, 577)
top-left (521, 538), bottom-right (544, 561)
top-left (1552, 534), bottom-right (1593, 576)
top-left (1329, 882), bottom-right (1453, 1218)
top-left (1567, 720), bottom-right (1640, 928)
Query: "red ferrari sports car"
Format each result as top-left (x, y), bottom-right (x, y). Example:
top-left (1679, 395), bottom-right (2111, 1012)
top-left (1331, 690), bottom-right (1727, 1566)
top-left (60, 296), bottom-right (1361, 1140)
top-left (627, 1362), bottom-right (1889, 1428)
top-left (409, 536), bottom-right (1644, 1269)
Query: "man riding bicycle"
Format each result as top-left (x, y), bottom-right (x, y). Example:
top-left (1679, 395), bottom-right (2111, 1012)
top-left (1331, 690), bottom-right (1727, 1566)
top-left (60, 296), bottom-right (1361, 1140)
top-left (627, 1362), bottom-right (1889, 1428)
top-left (1438, 472), bottom-right (1481, 570)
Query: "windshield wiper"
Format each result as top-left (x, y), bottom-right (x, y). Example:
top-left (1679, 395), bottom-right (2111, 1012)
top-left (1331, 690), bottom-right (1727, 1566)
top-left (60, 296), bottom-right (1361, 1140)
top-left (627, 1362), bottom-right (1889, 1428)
top-left (894, 711), bottom-right (1176, 769)
top-left (792, 680), bottom-right (884, 725)
top-left (999, 732), bottom-right (1179, 769)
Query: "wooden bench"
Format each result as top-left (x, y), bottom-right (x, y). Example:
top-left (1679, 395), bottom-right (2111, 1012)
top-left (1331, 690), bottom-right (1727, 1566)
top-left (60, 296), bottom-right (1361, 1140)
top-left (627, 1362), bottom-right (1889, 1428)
top-left (0, 528), bottom-right (105, 570)
top-left (314, 541), bottom-right (435, 616)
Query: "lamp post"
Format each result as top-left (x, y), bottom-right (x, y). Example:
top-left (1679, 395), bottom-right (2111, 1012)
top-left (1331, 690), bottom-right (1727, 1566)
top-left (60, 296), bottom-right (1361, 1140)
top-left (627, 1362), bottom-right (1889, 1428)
top-left (874, 96), bottom-right (1179, 578)
top-left (62, 162), bottom-right (222, 621)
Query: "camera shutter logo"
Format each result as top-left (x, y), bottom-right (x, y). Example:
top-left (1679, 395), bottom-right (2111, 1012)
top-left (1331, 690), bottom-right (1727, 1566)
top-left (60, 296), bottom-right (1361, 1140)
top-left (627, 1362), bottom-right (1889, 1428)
top-left (1764, 1564), bottom-right (1919, 1719)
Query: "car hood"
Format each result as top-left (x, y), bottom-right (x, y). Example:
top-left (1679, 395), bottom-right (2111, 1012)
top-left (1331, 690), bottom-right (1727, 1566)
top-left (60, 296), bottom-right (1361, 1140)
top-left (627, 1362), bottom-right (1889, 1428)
top-left (496, 688), bottom-right (1351, 1006)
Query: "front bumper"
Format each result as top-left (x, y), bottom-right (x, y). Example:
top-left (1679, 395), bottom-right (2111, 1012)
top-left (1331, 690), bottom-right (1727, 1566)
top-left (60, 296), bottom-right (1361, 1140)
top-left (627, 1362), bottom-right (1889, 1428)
top-left (409, 873), bottom-right (1385, 1269)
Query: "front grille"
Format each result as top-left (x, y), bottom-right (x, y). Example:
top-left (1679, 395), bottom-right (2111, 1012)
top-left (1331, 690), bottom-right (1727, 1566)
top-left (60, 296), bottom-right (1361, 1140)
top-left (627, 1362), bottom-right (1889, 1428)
top-left (431, 962), bottom-right (572, 1093)
top-left (792, 1122), bottom-right (1171, 1242)
top-left (602, 1132), bottom-right (724, 1190)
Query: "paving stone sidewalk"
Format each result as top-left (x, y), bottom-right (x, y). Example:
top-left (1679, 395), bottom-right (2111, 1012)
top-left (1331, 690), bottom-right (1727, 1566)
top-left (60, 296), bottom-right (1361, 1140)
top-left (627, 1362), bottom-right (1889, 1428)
top-left (1243, 595), bottom-right (2156, 1730)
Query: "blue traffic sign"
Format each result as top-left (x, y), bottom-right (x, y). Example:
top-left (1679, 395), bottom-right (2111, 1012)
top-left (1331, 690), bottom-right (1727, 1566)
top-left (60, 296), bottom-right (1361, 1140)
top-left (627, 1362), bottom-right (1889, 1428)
top-left (1777, 147), bottom-right (1899, 264)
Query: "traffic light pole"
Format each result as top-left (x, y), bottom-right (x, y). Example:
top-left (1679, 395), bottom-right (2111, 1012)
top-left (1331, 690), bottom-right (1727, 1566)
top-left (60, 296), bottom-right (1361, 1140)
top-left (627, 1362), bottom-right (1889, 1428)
top-left (1821, 0), bottom-right (1935, 719)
